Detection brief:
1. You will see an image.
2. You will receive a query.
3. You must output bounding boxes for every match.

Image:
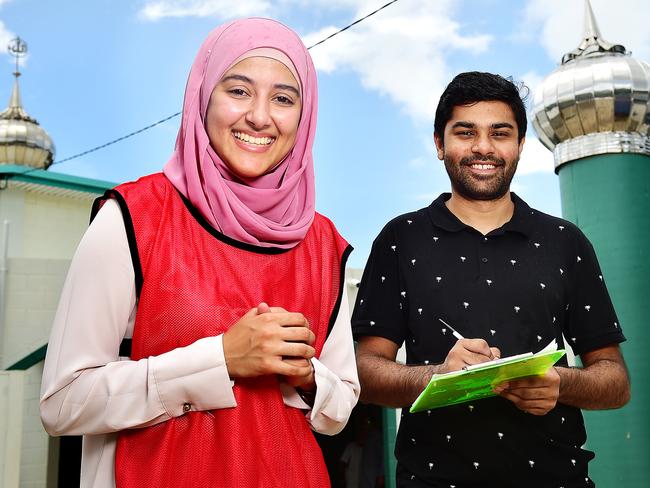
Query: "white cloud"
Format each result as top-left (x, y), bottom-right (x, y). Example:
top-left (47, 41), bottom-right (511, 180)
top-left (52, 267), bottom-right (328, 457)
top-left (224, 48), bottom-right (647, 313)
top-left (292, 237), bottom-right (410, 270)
top-left (407, 156), bottom-right (427, 169)
top-left (517, 136), bottom-right (554, 175)
top-left (302, 0), bottom-right (492, 122)
top-left (0, 21), bottom-right (15, 57)
top-left (520, 70), bottom-right (542, 99)
top-left (138, 0), bottom-right (493, 121)
top-left (510, 181), bottom-right (527, 195)
top-left (522, 0), bottom-right (650, 62)
top-left (139, 0), bottom-right (270, 21)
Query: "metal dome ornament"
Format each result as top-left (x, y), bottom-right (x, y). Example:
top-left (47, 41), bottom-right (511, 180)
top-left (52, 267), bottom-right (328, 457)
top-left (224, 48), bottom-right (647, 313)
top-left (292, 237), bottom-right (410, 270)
top-left (531, 0), bottom-right (650, 171)
top-left (0, 36), bottom-right (56, 169)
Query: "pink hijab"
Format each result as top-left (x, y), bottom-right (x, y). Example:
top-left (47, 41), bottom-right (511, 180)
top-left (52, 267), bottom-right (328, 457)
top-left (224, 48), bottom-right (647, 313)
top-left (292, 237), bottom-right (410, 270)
top-left (163, 18), bottom-right (317, 248)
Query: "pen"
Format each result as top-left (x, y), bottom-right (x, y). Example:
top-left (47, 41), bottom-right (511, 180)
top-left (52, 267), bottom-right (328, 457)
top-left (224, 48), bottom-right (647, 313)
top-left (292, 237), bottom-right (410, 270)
top-left (438, 318), bottom-right (464, 340)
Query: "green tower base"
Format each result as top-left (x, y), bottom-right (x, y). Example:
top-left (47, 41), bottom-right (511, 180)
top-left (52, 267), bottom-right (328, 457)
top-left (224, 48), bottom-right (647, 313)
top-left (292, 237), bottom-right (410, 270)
top-left (559, 153), bottom-right (649, 487)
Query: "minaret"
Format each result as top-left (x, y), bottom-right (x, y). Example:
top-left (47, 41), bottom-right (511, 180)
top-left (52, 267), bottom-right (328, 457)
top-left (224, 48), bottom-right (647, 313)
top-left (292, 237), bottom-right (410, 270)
top-left (0, 37), bottom-right (55, 169)
top-left (532, 1), bottom-right (649, 485)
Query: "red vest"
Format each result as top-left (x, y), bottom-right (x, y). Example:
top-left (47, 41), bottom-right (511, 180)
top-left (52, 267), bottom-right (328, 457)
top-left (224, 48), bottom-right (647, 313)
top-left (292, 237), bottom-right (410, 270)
top-left (99, 173), bottom-right (350, 488)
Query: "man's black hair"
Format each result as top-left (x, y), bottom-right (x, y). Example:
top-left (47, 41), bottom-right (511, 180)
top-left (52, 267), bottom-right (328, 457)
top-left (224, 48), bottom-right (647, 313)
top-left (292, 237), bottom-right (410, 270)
top-left (434, 72), bottom-right (528, 143)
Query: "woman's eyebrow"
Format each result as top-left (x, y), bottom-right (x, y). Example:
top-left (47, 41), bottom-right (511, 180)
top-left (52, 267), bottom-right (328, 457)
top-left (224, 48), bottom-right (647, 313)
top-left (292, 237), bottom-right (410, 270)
top-left (221, 74), bottom-right (300, 97)
top-left (220, 74), bottom-right (253, 84)
top-left (274, 84), bottom-right (300, 97)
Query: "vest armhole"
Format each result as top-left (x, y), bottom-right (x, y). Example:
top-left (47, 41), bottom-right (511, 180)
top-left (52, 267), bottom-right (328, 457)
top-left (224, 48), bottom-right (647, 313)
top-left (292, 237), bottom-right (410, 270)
top-left (326, 244), bottom-right (354, 339)
top-left (91, 189), bottom-right (144, 300)
top-left (90, 193), bottom-right (106, 225)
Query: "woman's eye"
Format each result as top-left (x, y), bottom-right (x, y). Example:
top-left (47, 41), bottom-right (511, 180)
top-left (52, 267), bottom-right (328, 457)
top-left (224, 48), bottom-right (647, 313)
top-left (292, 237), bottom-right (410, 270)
top-left (274, 95), bottom-right (294, 105)
top-left (228, 88), bottom-right (248, 97)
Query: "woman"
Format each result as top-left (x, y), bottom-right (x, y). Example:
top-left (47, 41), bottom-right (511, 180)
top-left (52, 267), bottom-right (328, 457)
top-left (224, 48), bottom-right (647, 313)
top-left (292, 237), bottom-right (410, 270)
top-left (40, 18), bottom-right (359, 488)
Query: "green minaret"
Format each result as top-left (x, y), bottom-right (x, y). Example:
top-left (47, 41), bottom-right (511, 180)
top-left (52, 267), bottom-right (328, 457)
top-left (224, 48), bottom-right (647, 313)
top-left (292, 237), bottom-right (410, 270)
top-left (532, 1), bottom-right (650, 486)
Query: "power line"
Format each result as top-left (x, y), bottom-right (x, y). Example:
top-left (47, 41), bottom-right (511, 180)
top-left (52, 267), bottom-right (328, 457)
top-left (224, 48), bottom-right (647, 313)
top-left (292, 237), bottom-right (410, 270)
top-left (52, 111), bottom-right (182, 166)
top-left (306, 0), bottom-right (399, 50)
top-left (33, 0), bottom-right (400, 171)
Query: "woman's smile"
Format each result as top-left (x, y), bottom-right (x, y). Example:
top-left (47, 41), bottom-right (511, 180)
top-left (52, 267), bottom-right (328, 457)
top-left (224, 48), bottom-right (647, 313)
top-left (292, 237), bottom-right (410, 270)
top-left (232, 130), bottom-right (275, 147)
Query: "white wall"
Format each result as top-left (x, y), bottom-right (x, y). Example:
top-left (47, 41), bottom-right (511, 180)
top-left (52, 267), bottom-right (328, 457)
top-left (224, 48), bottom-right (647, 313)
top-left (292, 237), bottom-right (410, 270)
top-left (0, 182), bottom-right (98, 488)
top-left (2, 259), bottom-right (68, 369)
top-left (19, 363), bottom-right (49, 488)
top-left (21, 191), bottom-right (93, 260)
top-left (0, 371), bottom-right (25, 488)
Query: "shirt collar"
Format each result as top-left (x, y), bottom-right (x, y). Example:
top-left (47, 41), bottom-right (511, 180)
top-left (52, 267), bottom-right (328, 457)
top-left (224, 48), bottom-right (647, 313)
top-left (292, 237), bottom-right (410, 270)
top-left (427, 192), bottom-right (534, 237)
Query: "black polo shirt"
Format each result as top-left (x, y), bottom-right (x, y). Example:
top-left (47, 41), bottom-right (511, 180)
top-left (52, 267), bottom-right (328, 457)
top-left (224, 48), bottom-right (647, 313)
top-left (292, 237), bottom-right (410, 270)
top-left (352, 193), bottom-right (625, 488)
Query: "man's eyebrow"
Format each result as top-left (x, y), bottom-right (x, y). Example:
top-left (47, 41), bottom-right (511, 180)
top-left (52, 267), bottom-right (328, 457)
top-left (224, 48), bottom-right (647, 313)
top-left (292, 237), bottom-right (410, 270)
top-left (450, 121), bottom-right (515, 130)
top-left (451, 121), bottom-right (475, 129)
top-left (220, 74), bottom-right (300, 97)
top-left (492, 122), bottom-right (515, 130)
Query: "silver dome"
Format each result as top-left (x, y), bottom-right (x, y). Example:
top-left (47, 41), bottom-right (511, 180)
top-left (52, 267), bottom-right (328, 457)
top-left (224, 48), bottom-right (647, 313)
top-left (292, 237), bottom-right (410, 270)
top-left (531, 0), bottom-right (650, 170)
top-left (0, 76), bottom-right (55, 169)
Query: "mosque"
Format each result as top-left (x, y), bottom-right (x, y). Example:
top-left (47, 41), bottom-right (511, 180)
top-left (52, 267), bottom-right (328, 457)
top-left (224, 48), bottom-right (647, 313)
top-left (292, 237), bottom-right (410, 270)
top-left (529, 2), bottom-right (649, 484)
top-left (0, 37), bottom-right (113, 487)
top-left (0, 1), bottom-right (647, 486)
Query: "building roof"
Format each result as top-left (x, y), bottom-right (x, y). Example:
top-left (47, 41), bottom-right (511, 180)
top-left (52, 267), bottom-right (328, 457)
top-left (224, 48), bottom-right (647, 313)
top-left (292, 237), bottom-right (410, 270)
top-left (0, 164), bottom-right (114, 195)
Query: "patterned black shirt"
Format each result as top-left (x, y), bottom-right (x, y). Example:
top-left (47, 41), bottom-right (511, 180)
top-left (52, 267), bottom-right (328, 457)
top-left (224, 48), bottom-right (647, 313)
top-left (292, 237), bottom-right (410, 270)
top-left (352, 193), bottom-right (625, 488)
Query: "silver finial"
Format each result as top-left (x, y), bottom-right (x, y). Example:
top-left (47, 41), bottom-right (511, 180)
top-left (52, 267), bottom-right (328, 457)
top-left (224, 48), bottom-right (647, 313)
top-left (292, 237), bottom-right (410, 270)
top-left (583, 0), bottom-right (601, 41)
top-left (531, 0), bottom-right (650, 169)
top-left (0, 36), bottom-right (56, 169)
top-left (561, 0), bottom-right (626, 64)
top-left (7, 37), bottom-right (27, 78)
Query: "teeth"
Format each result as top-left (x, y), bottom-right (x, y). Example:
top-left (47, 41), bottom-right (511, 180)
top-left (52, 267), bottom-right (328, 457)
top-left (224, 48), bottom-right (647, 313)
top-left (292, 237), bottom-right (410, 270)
top-left (471, 164), bottom-right (496, 170)
top-left (233, 131), bottom-right (274, 146)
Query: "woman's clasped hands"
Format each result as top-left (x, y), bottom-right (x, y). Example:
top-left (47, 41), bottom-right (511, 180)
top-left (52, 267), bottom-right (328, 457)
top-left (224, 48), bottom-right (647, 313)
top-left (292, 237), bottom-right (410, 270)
top-left (222, 303), bottom-right (316, 390)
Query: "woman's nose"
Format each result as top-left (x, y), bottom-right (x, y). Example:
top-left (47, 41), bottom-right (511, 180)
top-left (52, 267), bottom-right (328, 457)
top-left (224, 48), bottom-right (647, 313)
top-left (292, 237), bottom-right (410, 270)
top-left (245, 98), bottom-right (271, 129)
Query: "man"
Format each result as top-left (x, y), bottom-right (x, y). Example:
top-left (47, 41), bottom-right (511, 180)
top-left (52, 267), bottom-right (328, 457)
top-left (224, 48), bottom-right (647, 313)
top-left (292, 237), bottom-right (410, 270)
top-left (352, 72), bottom-right (630, 487)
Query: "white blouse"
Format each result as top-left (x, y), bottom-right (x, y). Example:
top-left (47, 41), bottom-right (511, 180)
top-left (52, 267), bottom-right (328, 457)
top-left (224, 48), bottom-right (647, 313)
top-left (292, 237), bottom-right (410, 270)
top-left (40, 199), bottom-right (360, 488)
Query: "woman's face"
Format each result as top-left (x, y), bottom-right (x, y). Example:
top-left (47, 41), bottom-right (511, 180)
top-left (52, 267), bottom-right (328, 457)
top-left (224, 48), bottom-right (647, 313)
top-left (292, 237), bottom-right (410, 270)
top-left (206, 56), bottom-right (302, 179)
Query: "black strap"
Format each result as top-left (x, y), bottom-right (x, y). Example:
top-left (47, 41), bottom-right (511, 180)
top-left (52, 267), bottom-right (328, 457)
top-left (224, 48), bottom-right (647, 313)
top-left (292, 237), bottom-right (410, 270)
top-left (119, 339), bottom-right (132, 358)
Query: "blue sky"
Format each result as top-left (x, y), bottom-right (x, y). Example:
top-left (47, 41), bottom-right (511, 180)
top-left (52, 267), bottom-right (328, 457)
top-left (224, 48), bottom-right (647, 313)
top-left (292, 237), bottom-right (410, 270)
top-left (1, 0), bottom-right (648, 267)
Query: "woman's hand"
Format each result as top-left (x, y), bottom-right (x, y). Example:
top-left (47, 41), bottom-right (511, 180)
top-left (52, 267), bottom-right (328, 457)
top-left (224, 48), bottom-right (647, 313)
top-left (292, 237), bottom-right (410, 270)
top-left (222, 303), bottom-right (315, 379)
top-left (282, 358), bottom-right (315, 391)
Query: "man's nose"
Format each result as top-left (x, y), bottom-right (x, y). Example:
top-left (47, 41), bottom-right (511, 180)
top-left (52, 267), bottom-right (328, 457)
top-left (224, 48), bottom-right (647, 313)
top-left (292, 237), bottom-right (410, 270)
top-left (471, 134), bottom-right (495, 155)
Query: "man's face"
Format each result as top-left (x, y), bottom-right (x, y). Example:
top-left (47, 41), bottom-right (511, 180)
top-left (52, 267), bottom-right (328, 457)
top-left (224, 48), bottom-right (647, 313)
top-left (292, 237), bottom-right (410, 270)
top-left (434, 101), bottom-right (525, 201)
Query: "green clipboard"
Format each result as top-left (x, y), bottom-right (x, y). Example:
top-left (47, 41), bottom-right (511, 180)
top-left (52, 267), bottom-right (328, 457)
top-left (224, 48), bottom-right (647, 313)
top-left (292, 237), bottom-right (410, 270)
top-left (409, 349), bottom-right (566, 413)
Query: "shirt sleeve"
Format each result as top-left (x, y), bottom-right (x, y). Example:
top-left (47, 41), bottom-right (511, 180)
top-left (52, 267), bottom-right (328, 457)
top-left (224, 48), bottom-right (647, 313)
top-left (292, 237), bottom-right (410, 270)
top-left (351, 223), bottom-right (408, 345)
top-left (281, 288), bottom-right (360, 435)
top-left (40, 199), bottom-right (237, 437)
top-left (564, 226), bottom-right (626, 356)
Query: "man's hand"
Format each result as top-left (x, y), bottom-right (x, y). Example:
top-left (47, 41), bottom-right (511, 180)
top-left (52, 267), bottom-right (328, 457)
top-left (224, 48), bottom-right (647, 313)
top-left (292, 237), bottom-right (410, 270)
top-left (441, 338), bottom-right (501, 373)
top-left (355, 336), bottom-right (500, 407)
top-left (222, 303), bottom-right (315, 379)
top-left (493, 367), bottom-right (561, 415)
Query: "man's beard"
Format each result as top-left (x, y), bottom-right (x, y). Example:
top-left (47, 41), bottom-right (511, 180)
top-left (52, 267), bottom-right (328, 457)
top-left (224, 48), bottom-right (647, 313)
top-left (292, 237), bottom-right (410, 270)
top-left (443, 154), bottom-right (518, 201)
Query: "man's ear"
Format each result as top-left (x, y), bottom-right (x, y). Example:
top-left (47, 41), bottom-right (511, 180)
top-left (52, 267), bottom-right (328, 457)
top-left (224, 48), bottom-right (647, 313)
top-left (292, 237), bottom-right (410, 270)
top-left (434, 133), bottom-right (444, 160)
top-left (518, 136), bottom-right (526, 157)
